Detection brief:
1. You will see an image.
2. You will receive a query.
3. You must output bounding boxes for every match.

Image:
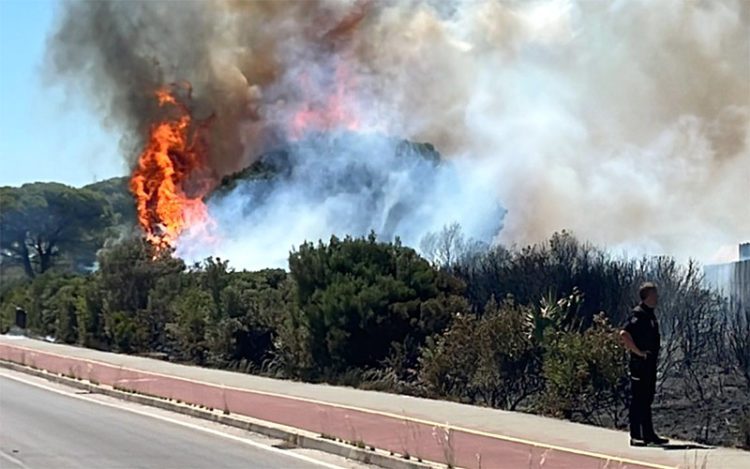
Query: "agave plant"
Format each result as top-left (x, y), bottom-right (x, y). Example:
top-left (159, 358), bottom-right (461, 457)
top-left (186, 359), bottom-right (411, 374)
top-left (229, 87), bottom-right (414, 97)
top-left (525, 287), bottom-right (584, 345)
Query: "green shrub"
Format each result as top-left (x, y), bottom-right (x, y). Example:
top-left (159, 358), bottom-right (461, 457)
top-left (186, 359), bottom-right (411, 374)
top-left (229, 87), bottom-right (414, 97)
top-left (540, 313), bottom-right (628, 425)
top-left (285, 233), bottom-right (466, 378)
top-left (420, 298), bottom-right (540, 409)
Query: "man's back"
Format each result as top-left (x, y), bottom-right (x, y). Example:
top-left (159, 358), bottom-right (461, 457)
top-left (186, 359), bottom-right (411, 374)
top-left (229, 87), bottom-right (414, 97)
top-left (624, 303), bottom-right (660, 362)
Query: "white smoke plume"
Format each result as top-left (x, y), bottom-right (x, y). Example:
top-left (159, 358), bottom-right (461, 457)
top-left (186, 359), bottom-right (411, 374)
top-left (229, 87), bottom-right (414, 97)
top-left (181, 133), bottom-right (504, 269)
top-left (49, 0), bottom-right (750, 268)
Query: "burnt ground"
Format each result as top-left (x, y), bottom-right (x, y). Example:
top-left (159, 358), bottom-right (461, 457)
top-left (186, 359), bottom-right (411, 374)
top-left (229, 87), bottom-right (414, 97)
top-left (654, 373), bottom-right (750, 448)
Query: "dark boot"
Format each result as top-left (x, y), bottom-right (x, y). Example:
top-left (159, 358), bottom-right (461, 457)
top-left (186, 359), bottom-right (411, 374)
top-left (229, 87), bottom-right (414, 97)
top-left (644, 435), bottom-right (669, 446)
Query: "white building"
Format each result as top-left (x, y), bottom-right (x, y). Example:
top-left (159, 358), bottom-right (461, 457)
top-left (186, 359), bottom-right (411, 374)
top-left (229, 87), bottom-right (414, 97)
top-left (704, 243), bottom-right (750, 312)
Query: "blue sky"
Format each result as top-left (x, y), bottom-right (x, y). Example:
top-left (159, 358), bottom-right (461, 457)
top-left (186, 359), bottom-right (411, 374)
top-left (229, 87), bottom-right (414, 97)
top-left (0, 0), bottom-right (125, 188)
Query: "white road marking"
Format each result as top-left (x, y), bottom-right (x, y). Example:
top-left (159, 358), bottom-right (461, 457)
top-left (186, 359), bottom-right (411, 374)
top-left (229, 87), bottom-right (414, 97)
top-left (0, 371), bottom-right (349, 469)
top-left (0, 449), bottom-right (31, 469)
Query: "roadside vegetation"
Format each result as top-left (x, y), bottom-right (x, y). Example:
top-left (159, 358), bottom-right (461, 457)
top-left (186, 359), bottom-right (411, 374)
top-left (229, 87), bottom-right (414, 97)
top-left (1, 218), bottom-right (748, 448)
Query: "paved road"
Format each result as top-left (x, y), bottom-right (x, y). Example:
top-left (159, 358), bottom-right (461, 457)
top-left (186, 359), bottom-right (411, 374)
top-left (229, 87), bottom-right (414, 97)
top-left (0, 373), bottom-right (355, 469)
top-left (6, 338), bottom-right (749, 469)
top-left (0, 340), bottom-right (667, 469)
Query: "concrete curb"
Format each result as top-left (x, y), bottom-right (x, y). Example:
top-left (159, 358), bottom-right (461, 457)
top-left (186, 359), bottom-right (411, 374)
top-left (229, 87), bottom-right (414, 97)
top-left (1, 360), bottom-right (439, 469)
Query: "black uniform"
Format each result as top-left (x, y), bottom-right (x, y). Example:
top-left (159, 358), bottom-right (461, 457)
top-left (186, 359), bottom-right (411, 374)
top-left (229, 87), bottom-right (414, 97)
top-left (622, 303), bottom-right (660, 440)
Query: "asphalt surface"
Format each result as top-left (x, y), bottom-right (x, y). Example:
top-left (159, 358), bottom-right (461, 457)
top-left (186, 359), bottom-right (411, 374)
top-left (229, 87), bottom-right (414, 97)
top-left (0, 373), bottom-right (355, 469)
top-left (6, 338), bottom-right (750, 469)
top-left (0, 341), bottom-right (665, 469)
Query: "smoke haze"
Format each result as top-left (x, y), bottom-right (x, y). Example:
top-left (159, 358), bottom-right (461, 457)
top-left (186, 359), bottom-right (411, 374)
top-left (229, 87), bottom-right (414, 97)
top-left (48, 0), bottom-right (750, 267)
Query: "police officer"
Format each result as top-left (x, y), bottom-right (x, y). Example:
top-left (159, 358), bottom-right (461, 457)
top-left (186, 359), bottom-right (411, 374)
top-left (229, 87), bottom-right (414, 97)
top-left (620, 282), bottom-right (669, 446)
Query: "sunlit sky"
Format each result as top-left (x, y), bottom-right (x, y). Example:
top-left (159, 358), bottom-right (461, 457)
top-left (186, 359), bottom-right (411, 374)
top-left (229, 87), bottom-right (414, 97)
top-left (0, 0), bottom-right (125, 187)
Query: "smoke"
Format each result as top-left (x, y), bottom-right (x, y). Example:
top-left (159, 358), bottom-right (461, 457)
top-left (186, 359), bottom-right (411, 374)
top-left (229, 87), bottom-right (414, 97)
top-left (180, 133), bottom-right (503, 269)
top-left (49, 0), bottom-right (749, 266)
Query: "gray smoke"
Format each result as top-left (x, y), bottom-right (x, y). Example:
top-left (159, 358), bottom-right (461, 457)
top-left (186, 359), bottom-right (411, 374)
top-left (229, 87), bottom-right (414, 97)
top-left (179, 133), bottom-right (503, 269)
top-left (49, 0), bottom-right (750, 266)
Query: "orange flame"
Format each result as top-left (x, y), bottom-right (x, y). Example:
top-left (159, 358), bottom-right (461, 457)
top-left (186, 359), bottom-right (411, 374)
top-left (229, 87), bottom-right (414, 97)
top-left (289, 62), bottom-right (361, 139)
top-left (130, 85), bottom-right (213, 251)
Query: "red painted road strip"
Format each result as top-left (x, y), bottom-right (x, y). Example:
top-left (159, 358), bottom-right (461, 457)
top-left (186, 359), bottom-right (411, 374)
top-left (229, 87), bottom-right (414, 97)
top-left (0, 343), bottom-right (663, 469)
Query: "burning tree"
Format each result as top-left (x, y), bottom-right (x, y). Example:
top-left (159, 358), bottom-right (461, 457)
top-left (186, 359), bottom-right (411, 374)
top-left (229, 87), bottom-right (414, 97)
top-left (129, 84), bottom-right (215, 251)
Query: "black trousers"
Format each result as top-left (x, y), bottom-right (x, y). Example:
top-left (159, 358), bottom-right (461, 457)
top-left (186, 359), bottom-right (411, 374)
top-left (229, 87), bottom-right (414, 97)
top-left (629, 366), bottom-right (657, 439)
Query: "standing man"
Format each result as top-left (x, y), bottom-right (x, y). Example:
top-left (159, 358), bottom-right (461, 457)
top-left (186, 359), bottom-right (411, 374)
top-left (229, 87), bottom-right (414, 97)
top-left (620, 282), bottom-right (669, 446)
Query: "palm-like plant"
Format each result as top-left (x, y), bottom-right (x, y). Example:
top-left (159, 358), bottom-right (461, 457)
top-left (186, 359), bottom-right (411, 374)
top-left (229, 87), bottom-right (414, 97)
top-left (525, 287), bottom-right (583, 345)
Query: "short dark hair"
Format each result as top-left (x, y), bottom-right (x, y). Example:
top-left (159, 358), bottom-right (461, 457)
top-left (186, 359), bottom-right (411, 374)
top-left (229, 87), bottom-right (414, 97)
top-left (639, 282), bottom-right (657, 301)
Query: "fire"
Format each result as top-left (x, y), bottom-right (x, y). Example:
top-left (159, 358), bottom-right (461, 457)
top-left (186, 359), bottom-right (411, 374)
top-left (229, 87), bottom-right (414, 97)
top-left (130, 85), bottom-right (213, 251)
top-left (289, 61), bottom-right (361, 139)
